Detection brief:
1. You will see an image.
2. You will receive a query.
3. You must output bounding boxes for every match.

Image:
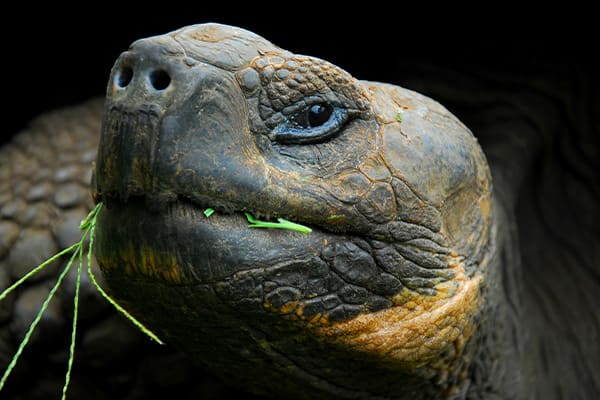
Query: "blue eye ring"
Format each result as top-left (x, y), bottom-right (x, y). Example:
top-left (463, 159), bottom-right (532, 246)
top-left (273, 105), bottom-right (349, 144)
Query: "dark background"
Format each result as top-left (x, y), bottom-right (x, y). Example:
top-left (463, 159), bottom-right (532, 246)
top-left (2, 7), bottom-right (595, 144)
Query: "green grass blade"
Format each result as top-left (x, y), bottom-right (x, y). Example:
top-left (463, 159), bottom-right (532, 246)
top-left (0, 243), bottom-right (80, 302)
top-left (0, 201), bottom-right (166, 399)
top-left (274, 218), bottom-right (312, 234)
top-left (79, 203), bottom-right (102, 230)
top-left (0, 250), bottom-right (78, 391)
top-left (86, 211), bottom-right (164, 345)
top-left (245, 213), bottom-right (312, 234)
top-left (61, 242), bottom-right (84, 400)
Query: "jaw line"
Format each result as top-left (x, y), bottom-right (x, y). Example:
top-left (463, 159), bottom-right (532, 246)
top-left (94, 198), bottom-right (334, 286)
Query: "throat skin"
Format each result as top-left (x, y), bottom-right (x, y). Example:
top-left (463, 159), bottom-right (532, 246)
top-left (94, 198), bottom-right (524, 400)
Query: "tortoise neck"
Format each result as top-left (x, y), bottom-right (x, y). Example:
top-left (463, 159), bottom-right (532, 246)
top-left (463, 193), bottom-right (526, 399)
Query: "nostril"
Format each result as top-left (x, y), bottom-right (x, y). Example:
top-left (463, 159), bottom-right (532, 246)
top-left (149, 70), bottom-right (171, 90)
top-left (116, 66), bottom-right (133, 88)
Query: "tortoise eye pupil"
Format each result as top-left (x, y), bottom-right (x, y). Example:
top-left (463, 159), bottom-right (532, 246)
top-left (308, 103), bottom-right (333, 127)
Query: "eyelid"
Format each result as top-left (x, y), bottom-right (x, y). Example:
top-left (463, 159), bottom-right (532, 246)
top-left (281, 96), bottom-right (334, 116)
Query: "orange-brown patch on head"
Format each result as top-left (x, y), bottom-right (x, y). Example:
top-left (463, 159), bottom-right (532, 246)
top-left (311, 259), bottom-right (482, 374)
top-left (187, 24), bottom-right (228, 43)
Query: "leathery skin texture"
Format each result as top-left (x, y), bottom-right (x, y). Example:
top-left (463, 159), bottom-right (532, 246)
top-left (90, 23), bottom-right (509, 400)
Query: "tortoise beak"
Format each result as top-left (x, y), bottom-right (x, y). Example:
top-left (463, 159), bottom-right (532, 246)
top-left (95, 36), bottom-right (181, 208)
top-left (95, 34), bottom-right (270, 212)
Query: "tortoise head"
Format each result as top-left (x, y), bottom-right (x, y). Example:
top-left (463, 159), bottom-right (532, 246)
top-left (94, 23), bottom-right (493, 399)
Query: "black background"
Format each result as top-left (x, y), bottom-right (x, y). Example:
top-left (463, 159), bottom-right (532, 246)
top-left (2, 7), bottom-right (594, 144)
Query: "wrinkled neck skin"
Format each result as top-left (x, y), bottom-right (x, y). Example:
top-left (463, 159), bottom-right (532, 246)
top-left (479, 163), bottom-right (531, 400)
top-left (462, 120), bottom-right (535, 400)
top-left (448, 128), bottom-right (530, 400)
top-left (470, 190), bottom-right (525, 400)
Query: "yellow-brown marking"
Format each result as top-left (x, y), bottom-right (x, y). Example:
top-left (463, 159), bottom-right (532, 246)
top-left (312, 260), bottom-right (482, 372)
top-left (99, 243), bottom-right (184, 284)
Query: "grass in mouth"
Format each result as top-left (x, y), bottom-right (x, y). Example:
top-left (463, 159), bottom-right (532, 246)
top-left (245, 212), bottom-right (312, 234)
top-left (203, 207), bottom-right (312, 235)
top-left (0, 203), bottom-right (312, 398)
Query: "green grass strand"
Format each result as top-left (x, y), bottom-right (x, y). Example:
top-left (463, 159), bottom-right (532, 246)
top-left (61, 243), bottom-right (84, 400)
top-left (0, 243), bottom-right (80, 302)
top-left (0, 250), bottom-right (78, 391)
top-left (0, 201), bottom-right (165, 398)
top-left (86, 208), bottom-right (164, 345)
top-left (245, 213), bottom-right (312, 234)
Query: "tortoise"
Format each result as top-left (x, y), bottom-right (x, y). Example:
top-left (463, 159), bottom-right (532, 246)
top-left (1, 23), bottom-right (598, 399)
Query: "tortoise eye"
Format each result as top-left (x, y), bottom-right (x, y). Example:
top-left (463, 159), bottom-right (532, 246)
top-left (273, 102), bottom-right (348, 144)
top-left (291, 103), bottom-right (334, 129)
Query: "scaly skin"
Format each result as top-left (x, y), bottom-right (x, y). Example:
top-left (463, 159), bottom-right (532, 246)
top-left (92, 24), bottom-right (517, 399)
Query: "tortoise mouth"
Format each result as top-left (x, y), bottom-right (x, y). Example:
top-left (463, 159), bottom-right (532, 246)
top-left (94, 196), bottom-right (331, 285)
top-left (95, 196), bottom-right (403, 325)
